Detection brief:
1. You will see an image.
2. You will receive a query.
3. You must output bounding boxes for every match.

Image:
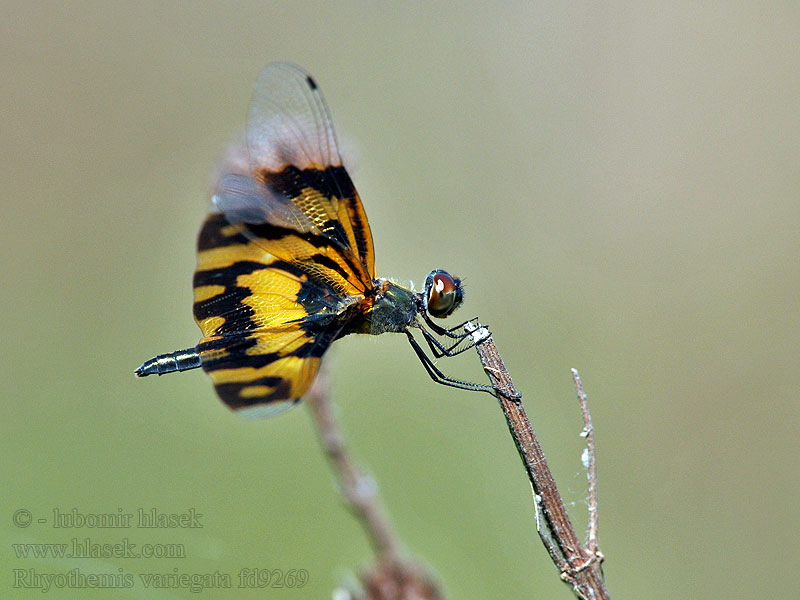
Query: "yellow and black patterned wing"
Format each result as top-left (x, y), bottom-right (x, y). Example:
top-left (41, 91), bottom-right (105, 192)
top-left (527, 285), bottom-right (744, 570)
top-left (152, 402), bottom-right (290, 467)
top-left (243, 62), bottom-right (375, 282)
top-left (193, 214), bottom-right (362, 416)
top-left (192, 64), bottom-right (377, 415)
top-left (212, 173), bottom-right (370, 297)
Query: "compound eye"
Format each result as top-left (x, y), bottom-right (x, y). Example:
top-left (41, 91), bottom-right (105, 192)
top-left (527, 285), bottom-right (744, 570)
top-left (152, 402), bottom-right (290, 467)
top-left (426, 271), bottom-right (462, 318)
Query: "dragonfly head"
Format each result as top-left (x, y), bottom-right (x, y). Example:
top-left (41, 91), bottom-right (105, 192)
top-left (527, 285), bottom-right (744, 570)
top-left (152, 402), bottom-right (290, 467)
top-left (422, 270), bottom-right (464, 318)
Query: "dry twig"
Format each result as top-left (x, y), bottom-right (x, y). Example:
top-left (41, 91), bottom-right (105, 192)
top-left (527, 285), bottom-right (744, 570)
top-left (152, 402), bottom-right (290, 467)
top-left (305, 365), bottom-right (443, 600)
top-left (573, 368), bottom-right (601, 557)
top-left (465, 323), bottom-right (610, 600)
top-left (304, 330), bottom-right (609, 599)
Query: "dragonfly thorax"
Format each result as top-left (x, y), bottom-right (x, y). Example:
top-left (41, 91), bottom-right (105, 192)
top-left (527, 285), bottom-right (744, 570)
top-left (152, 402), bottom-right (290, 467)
top-left (343, 278), bottom-right (419, 336)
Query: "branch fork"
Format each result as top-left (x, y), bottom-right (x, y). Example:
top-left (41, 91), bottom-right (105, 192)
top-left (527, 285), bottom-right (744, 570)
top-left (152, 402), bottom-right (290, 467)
top-left (464, 322), bottom-right (610, 600)
top-left (305, 323), bottom-right (611, 600)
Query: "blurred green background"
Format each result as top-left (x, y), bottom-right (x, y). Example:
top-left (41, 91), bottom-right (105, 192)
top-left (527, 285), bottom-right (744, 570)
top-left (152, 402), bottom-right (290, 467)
top-left (2, 2), bottom-right (798, 598)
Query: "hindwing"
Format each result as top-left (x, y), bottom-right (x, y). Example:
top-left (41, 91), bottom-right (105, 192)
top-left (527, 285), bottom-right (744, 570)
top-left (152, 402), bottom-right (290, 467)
top-left (193, 213), bottom-right (363, 411)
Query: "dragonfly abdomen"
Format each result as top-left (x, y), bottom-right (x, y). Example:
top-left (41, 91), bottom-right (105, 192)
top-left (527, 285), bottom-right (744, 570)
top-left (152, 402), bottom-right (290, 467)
top-left (135, 348), bottom-right (201, 377)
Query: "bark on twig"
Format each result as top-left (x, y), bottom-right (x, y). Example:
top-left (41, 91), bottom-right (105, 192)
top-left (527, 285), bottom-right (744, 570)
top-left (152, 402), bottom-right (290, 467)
top-left (306, 365), bottom-right (444, 600)
top-left (306, 366), bottom-right (400, 563)
top-left (305, 331), bottom-right (609, 599)
top-left (573, 368), bottom-right (601, 557)
top-left (465, 323), bottom-right (610, 600)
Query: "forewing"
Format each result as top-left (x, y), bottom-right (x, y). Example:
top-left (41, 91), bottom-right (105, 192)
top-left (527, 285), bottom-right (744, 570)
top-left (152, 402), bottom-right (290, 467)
top-left (213, 173), bottom-right (317, 235)
top-left (247, 62), bottom-right (337, 174)
top-left (244, 62), bottom-right (375, 279)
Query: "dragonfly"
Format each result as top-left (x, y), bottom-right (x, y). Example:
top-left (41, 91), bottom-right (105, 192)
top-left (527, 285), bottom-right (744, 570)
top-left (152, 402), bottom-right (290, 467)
top-left (135, 63), bottom-right (494, 418)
